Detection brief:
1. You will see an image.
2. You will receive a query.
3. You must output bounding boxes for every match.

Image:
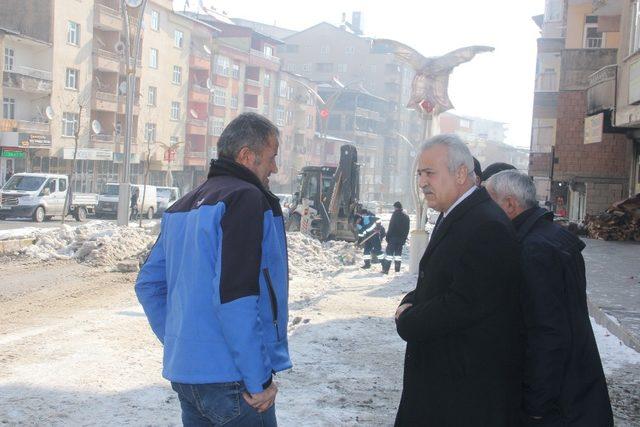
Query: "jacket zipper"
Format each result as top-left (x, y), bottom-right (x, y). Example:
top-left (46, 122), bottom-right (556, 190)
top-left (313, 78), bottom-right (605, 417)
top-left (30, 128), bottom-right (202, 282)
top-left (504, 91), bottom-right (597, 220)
top-left (262, 268), bottom-right (280, 340)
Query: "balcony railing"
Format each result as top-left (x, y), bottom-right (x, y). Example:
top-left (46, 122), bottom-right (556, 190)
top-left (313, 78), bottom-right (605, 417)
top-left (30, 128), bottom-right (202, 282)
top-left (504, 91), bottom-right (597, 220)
top-left (250, 49), bottom-right (280, 64)
top-left (587, 64), bottom-right (616, 114)
top-left (3, 72), bottom-right (52, 93)
top-left (91, 133), bottom-right (115, 144)
top-left (16, 120), bottom-right (50, 134)
top-left (10, 65), bottom-right (52, 81)
top-left (245, 78), bottom-right (261, 87)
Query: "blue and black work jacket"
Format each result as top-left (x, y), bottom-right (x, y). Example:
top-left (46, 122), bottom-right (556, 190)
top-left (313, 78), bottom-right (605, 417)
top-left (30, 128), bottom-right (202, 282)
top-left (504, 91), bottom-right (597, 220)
top-left (135, 157), bottom-right (291, 394)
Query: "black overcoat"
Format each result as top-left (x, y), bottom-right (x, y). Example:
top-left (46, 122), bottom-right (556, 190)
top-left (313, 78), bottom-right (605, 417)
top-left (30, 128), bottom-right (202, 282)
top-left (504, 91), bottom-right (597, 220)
top-left (395, 188), bottom-right (523, 426)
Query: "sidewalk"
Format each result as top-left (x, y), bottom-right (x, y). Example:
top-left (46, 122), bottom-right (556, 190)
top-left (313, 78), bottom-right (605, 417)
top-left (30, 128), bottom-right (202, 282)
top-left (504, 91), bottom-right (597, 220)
top-left (583, 238), bottom-right (640, 352)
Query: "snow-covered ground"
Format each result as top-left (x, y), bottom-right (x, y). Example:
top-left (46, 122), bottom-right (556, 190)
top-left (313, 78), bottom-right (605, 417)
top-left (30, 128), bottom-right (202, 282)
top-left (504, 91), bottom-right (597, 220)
top-left (0, 227), bottom-right (638, 425)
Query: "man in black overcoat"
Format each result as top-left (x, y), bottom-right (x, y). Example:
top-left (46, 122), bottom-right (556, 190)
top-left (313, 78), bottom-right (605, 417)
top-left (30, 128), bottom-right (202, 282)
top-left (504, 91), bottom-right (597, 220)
top-left (394, 134), bottom-right (522, 426)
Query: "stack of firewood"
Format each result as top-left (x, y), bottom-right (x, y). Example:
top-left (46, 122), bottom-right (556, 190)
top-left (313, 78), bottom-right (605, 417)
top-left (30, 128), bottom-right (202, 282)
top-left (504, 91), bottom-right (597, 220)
top-left (584, 194), bottom-right (640, 241)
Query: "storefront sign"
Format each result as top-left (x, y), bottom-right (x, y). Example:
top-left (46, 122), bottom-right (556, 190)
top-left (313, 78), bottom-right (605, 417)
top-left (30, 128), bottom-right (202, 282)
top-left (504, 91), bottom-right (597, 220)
top-left (63, 148), bottom-right (113, 161)
top-left (584, 113), bottom-right (603, 144)
top-left (113, 152), bottom-right (141, 164)
top-left (0, 147), bottom-right (26, 158)
top-left (18, 133), bottom-right (52, 148)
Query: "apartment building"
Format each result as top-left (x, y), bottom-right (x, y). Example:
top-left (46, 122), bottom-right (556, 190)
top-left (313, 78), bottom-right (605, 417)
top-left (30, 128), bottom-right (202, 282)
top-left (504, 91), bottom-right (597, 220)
top-left (529, 0), bottom-right (634, 220)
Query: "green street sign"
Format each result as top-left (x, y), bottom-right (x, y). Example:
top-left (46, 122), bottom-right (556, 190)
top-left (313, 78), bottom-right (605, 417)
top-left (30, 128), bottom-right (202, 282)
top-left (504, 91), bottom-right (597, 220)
top-left (1, 148), bottom-right (26, 159)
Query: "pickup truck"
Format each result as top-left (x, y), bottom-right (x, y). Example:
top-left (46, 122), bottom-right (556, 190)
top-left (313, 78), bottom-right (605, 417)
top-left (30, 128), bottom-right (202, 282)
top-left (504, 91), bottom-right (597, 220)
top-left (0, 173), bottom-right (98, 222)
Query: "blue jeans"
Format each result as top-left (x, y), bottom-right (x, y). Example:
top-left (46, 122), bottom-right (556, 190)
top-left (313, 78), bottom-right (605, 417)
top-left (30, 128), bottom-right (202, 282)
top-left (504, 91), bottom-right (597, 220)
top-left (171, 382), bottom-right (277, 427)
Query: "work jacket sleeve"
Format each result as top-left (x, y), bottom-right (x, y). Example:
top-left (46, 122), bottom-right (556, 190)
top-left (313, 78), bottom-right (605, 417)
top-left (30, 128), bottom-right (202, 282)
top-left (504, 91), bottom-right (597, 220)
top-left (135, 226), bottom-right (168, 344)
top-left (213, 190), bottom-right (272, 394)
top-left (396, 221), bottom-right (518, 342)
top-left (520, 242), bottom-right (571, 417)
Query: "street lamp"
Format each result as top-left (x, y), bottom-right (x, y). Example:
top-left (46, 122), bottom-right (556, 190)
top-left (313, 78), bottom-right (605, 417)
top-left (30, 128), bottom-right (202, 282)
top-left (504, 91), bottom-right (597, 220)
top-left (117, 0), bottom-right (148, 226)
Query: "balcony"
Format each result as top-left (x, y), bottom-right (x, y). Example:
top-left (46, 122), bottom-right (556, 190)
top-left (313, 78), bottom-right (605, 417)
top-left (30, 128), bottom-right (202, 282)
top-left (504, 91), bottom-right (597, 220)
top-left (93, 48), bottom-right (121, 73)
top-left (559, 48), bottom-right (617, 91)
top-left (189, 53), bottom-right (210, 70)
top-left (186, 118), bottom-right (207, 135)
top-left (587, 64), bottom-right (616, 115)
top-left (94, 3), bottom-right (121, 31)
top-left (249, 49), bottom-right (280, 70)
top-left (91, 133), bottom-right (115, 144)
top-left (184, 151), bottom-right (206, 167)
top-left (16, 120), bottom-right (50, 134)
top-left (250, 49), bottom-right (280, 64)
top-left (189, 85), bottom-right (209, 103)
top-left (92, 90), bottom-right (118, 112)
top-left (3, 67), bottom-right (52, 94)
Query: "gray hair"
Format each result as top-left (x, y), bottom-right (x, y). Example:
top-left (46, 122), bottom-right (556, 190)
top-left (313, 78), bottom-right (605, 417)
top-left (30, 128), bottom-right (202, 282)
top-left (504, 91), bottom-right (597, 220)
top-left (486, 170), bottom-right (538, 209)
top-left (420, 134), bottom-right (475, 178)
top-left (217, 113), bottom-right (279, 160)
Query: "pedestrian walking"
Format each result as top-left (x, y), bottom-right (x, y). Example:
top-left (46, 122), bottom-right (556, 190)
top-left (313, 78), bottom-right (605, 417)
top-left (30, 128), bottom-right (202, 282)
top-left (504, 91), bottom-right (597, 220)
top-left (394, 134), bottom-right (522, 426)
top-left (381, 201), bottom-right (410, 274)
top-left (136, 113), bottom-right (291, 426)
top-left (486, 170), bottom-right (613, 426)
top-left (129, 186), bottom-right (139, 220)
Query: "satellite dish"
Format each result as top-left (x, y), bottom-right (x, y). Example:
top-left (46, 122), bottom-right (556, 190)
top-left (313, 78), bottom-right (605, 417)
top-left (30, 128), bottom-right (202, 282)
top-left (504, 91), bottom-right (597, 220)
top-left (91, 120), bottom-right (102, 135)
top-left (206, 78), bottom-right (212, 90)
top-left (189, 109), bottom-right (199, 119)
top-left (45, 106), bottom-right (54, 121)
top-left (114, 41), bottom-right (125, 55)
top-left (118, 81), bottom-right (127, 94)
top-left (124, 0), bottom-right (143, 7)
top-left (203, 45), bottom-right (211, 55)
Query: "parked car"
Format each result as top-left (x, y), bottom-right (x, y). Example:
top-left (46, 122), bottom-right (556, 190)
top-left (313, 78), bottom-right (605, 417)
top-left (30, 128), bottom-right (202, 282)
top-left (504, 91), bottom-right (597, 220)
top-left (156, 186), bottom-right (181, 215)
top-left (96, 183), bottom-right (157, 220)
top-left (0, 173), bottom-right (97, 222)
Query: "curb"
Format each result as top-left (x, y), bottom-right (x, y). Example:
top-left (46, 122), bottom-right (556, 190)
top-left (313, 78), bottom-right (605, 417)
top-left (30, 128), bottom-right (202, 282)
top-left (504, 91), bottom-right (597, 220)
top-left (588, 297), bottom-right (640, 353)
top-left (0, 238), bottom-right (36, 254)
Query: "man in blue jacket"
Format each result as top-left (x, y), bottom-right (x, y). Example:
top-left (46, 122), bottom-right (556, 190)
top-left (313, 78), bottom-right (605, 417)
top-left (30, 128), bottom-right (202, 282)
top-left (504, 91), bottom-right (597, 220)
top-left (136, 113), bottom-right (291, 426)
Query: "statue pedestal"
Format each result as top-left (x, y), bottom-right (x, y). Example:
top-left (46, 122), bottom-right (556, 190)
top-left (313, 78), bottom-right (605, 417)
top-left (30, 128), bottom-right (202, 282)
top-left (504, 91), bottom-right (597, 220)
top-left (409, 230), bottom-right (429, 274)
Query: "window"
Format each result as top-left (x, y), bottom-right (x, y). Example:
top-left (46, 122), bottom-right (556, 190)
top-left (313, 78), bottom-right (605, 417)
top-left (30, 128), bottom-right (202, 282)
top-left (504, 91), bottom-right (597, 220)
top-left (263, 103), bottom-right (269, 116)
top-left (145, 123), bottom-right (157, 142)
top-left (307, 114), bottom-right (313, 129)
top-left (459, 119), bottom-right (471, 128)
top-left (320, 45), bottom-right (330, 55)
top-left (278, 80), bottom-right (288, 98)
top-left (584, 17), bottom-right (603, 48)
top-left (172, 65), bottom-right (182, 84)
top-left (151, 10), bottom-right (159, 31)
top-left (345, 46), bottom-right (355, 55)
top-left (275, 106), bottom-right (285, 126)
top-left (59, 178), bottom-right (67, 192)
top-left (149, 48), bottom-right (158, 68)
top-left (4, 48), bottom-right (14, 71)
top-left (215, 55), bottom-right (230, 76)
top-left (171, 102), bottom-right (180, 120)
top-left (174, 30), bottom-right (184, 48)
top-left (211, 117), bottom-right (225, 136)
top-left (67, 21), bottom-right (80, 45)
top-left (65, 68), bottom-right (79, 90)
top-left (3, 97), bottom-right (15, 119)
top-left (316, 63), bottom-right (333, 72)
top-left (285, 63), bottom-right (296, 72)
top-left (62, 112), bottom-right (78, 137)
top-left (286, 109), bottom-right (293, 125)
top-left (337, 63), bottom-right (348, 73)
top-left (148, 86), bottom-right (157, 106)
top-left (302, 63), bottom-right (311, 72)
top-left (232, 64), bottom-right (240, 79)
top-left (264, 72), bottom-right (271, 87)
top-left (231, 95), bottom-right (238, 109)
top-left (264, 45), bottom-right (273, 57)
top-left (213, 87), bottom-right (226, 106)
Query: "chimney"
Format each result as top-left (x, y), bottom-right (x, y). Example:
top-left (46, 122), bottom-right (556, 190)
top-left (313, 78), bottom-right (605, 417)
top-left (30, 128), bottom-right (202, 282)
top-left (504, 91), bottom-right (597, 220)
top-left (352, 11), bottom-right (363, 35)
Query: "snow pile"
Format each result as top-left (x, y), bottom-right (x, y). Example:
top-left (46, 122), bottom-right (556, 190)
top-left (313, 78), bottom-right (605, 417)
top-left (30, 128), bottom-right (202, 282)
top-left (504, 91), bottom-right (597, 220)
top-left (21, 221), bottom-right (158, 267)
top-left (287, 232), bottom-right (358, 277)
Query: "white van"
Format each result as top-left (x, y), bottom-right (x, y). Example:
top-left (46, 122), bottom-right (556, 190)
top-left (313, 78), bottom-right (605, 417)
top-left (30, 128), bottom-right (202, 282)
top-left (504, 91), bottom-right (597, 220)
top-left (96, 183), bottom-right (157, 219)
top-left (0, 173), bottom-right (97, 222)
top-left (156, 186), bottom-right (181, 214)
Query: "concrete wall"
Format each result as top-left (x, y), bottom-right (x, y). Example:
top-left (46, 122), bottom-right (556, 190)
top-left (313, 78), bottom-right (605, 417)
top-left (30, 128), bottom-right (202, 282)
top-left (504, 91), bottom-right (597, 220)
top-left (0, 0), bottom-right (52, 43)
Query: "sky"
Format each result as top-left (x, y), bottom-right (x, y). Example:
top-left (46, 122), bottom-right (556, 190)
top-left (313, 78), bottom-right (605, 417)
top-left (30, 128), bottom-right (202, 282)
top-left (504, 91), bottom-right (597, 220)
top-left (173, 0), bottom-right (545, 148)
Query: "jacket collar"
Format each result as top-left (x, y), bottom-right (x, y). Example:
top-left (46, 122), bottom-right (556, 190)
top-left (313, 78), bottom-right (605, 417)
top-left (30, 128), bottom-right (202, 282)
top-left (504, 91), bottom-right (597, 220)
top-left (207, 157), bottom-right (282, 215)
top-left (514, 207), bottom-right (553, 242)
top-left (424, 186), bottom-right (491, 257)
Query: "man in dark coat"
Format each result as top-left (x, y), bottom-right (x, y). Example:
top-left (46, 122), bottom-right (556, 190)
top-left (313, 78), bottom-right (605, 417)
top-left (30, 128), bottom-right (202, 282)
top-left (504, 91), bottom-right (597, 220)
top-left (486, 170), bottom-right (612, 426)
top-left (394, 134), bottom-right (522, 426)
top-left (382, 201), bottom-right (410, 274)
